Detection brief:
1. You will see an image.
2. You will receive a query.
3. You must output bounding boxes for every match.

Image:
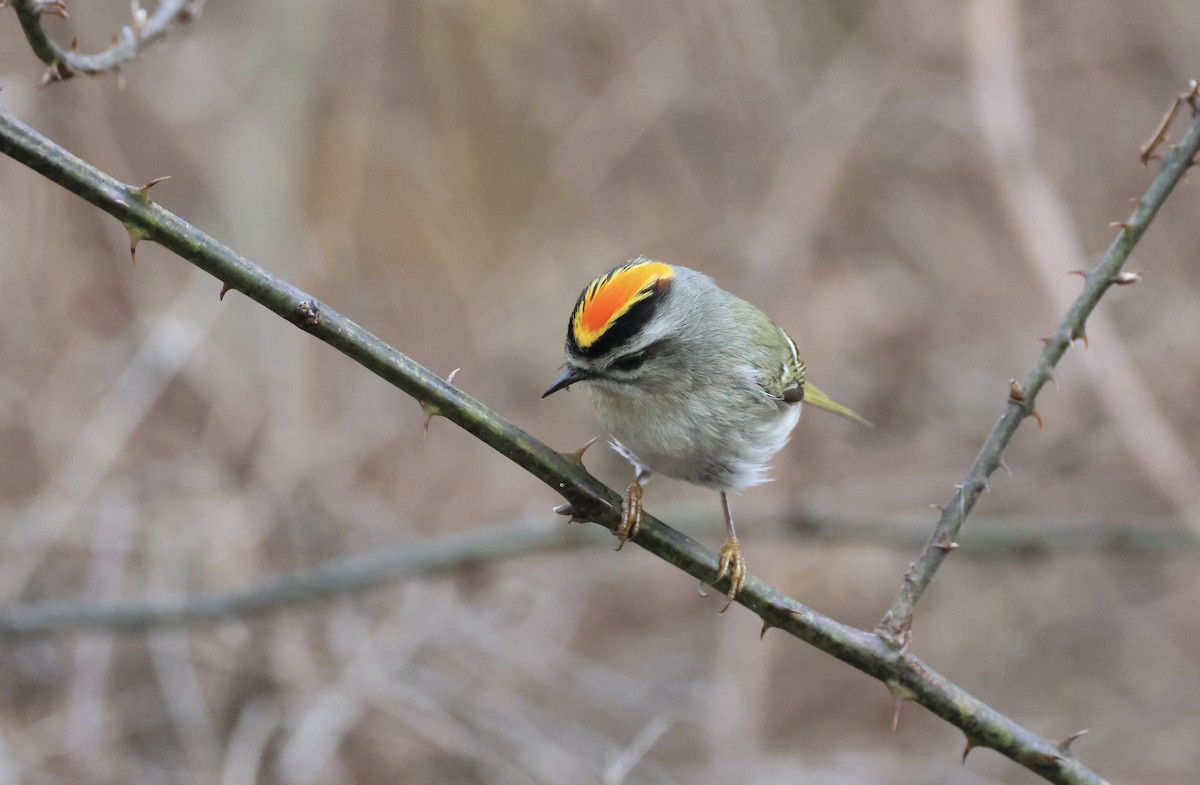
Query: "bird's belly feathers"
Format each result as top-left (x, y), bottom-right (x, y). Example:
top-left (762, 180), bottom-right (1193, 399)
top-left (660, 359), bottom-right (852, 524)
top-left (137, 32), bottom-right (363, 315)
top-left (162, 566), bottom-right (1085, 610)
top-left (586, 385), bottom-right (801, 491)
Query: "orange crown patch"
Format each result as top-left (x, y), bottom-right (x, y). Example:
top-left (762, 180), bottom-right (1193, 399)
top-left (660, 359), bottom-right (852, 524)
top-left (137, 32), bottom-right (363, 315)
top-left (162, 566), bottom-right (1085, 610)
top-left (571, 260), bottom-right (674, 349)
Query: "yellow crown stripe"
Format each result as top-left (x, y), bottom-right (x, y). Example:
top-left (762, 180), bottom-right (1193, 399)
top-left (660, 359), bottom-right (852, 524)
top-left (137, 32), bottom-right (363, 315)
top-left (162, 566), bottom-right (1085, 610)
top-left (572, 261), bottom-right (674, 349)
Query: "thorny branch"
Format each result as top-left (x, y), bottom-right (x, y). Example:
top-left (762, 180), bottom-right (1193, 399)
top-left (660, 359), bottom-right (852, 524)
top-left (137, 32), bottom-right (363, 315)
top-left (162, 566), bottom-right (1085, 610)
top-left (13, 93), bottom-right (1197, 785)
top-left (10, 0), bottom-right (202, 86)
top-left (0, 520), bottom-right (597, 635)
top-left (875, 82), bottom-right (1200, 649)
top-left (0, 508), bottom-right (1193, 637)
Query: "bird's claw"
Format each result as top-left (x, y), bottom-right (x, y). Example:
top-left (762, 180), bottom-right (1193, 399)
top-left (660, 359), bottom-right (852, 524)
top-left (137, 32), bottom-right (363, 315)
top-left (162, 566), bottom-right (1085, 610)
top-left (715, 536), bottom-right (746, 613)
top-left (616, 479), bottom-right (643, 550)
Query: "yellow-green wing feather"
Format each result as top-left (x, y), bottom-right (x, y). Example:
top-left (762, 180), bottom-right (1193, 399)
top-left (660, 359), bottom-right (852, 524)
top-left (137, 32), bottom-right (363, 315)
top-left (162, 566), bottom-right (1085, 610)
top-left (804, 382), bottom-right (872, 427)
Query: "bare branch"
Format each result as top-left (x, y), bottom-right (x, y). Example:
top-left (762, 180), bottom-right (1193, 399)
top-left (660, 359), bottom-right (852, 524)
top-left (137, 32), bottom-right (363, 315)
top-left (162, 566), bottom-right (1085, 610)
top-left (0, 509), bottom-right (1190, 637)
top-left (10, 0), bottom-right (201, 85)
top-left (873, 79), bottom-right (1200, 649)
top-left (0, 520), bottom-right (598, 636)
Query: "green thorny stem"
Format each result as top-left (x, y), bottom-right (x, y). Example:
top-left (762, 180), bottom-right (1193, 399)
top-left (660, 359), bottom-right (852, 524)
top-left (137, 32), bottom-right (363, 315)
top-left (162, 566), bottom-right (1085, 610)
top-left (875, 92), bottom-right (1200, 651)
top-left (7, 90), bottom-right (1200, 783)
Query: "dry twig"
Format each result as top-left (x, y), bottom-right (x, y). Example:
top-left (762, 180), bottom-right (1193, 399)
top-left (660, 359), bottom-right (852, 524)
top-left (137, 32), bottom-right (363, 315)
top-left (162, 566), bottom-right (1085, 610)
top-left (10, 0), bottom-right (201, 85)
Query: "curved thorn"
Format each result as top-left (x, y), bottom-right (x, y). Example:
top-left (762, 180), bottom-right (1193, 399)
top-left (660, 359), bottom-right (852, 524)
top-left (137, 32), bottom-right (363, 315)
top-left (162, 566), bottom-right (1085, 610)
top-left (1056, 728), bottom-right (1089, 754)
top-left (962, 735), bottom-right (979, 764)
top-left (565, 435), bottom-right (600, 465)
top-left (133, 174), bottom-right (171, 198)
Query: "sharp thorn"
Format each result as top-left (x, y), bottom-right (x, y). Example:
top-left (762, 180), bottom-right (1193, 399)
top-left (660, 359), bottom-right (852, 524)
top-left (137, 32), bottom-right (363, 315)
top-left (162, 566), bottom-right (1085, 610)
top-left (219, 282), bottom-right (232, 300)
top-left (962, 735), bottom-right (979, 764)
top-left (885, 681), bottom-right (916, 731)
top-left (998, 457), bottom-right (1013, 478)
top-left (1066, 270), bottom-right (1088, 280)
top-left (423, 367), bottom-right (460, 435)
top-left (1047, 371), bottom-right (1059, 391)
top-left (420, 403), bottom-right (440, 437)
top-left (1031, 409), bottom-right (1044, 430)
top-left (760, 621), bottom-right (772, 640)
top-left (1056, 728), bottom-right (1089, 754)
top-left (565, 435), bottom-right (600, 465)
top-left (133, 175), bottom-right (171, 197)
top-left (1108, 221), bottom-right (1132, 230)
top-left (125, 226), bottom-right (146, 265)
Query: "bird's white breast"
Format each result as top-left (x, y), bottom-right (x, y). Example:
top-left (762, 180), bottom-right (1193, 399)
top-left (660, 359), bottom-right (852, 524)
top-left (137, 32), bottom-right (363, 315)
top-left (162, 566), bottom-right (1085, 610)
top-left (586, 382), bottom-right (801, 492)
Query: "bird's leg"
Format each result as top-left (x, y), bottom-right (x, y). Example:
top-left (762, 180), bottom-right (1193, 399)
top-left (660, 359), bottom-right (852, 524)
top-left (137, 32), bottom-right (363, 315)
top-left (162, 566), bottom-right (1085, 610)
top-left (715, 491), bottom-right (747, 612)
top-left (616, 468), bottom-right (650, 550)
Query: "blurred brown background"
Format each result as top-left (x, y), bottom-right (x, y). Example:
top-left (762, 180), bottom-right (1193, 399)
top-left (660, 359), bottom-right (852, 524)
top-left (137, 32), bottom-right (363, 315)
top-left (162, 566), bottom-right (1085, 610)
top-left (2, 1), bottom-right (1200, 783)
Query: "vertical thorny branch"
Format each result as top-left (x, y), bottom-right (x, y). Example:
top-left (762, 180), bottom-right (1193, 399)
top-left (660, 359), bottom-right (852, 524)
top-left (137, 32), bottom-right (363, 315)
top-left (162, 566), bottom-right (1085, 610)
top-left (876, 80), bottom-right (1200, 649)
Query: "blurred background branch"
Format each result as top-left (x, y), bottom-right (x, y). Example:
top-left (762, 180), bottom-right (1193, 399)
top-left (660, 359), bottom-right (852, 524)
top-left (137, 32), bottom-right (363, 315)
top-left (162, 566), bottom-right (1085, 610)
top-left (11, 0), bottom-right (200, 85)
top-left (0, 507), bottom-right (1193, 637)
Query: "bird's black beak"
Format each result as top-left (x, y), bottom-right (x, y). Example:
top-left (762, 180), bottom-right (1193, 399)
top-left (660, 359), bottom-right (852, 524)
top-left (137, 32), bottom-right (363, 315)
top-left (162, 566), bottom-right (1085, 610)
top-left (542, 365), bottom-right (590, 398)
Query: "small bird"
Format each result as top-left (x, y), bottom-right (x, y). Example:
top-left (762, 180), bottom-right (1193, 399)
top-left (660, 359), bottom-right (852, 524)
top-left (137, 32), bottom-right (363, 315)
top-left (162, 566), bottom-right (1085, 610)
top-left (542, 258), bottom-right (868, 609)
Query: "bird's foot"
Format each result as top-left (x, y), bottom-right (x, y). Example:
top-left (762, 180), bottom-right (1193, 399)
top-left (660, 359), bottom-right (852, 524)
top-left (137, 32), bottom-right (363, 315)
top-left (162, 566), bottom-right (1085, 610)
top-left (715, 536), bottom-right (746, 613)
top-left (616, 479), bottom-right (643, 550)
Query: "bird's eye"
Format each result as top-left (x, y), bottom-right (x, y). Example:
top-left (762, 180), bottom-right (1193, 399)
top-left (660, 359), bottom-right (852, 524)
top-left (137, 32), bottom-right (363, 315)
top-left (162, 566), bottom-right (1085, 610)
top-left (610, 350), bottom-right (646, 372)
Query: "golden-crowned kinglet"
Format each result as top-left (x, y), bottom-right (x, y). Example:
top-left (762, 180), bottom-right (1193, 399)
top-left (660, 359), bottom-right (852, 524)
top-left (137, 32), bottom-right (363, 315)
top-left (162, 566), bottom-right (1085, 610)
top-left (542, 258), bottom-right (867, 609)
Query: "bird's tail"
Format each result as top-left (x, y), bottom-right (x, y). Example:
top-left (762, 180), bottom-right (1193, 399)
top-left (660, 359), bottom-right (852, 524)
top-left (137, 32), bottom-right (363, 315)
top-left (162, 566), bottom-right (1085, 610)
top-left (804, 383), bottom-right (872, 427)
